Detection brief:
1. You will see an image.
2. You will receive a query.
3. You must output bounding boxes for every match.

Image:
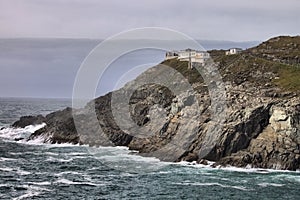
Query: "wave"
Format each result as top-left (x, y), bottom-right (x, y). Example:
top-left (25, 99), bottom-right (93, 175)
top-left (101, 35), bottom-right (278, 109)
top-left (0, 167), bottom-right (31, 175)
top-left (26, 181), bottom-right (52, 186)
top-left (176, 161), bottom-right (300, 174)
top-left (258, 182), bottom-right (284, 187)
top-left (1, 124), bottom-right (169, 173)
top-left (0, 167), bottom-right (14, 172)
top-left (216, 165), bottom-right (300, 174)
top-left (0, 123), bottom-right (46, 141)
top-left (90, 146), bottom-right (170, 173)
top-left (55, 178), bottom-right (103, 186)
top-left (176, 161), bottom-right (215, 168)
top-left (16, 169), bottom-right (31, 176)
top-left (57, 171), bottom-right (83, 176)
top-left (11, 184), bottom-right (52, 200)
top-left (45, 156), bottom-right (74, 162)
top-left (1, 124), bottom-right (300, 174)
top-left (12, 191), bottom-right (41, 200)
top-left (172, 182), bottom-right (251, 191)
top-left (0, 157), bottom-right (17, 162)
top-left (272, 173), bottom-right (300, 183)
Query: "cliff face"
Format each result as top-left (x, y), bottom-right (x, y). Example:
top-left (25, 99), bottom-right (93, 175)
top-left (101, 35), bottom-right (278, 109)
top-left (13, 36), bottom-right (300, 170)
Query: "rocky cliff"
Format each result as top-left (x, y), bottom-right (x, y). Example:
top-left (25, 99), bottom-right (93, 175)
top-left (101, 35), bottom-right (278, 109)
top-left (13, 36), bottom-right (300, 170)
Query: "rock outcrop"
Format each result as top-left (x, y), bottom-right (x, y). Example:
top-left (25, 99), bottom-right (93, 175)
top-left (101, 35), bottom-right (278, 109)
top-left (12, 115), bottom-right (45, 128)
top-left (216, 100), bottom-right (300, 170)
top-left (12, 36), bottom-right (300, 170)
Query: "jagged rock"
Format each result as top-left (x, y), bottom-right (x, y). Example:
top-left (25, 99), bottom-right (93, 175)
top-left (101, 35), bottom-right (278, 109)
top-left (216, 100), bottom-right (300, 170)
top-left (12, 35), bottom-right (300, 170)
top-left (182, 153), bottom-right (199, 162)
top-left (28, 107), bottom-right (80, 144)
top-left (198, 159), bottom-right (209, 165)
top-left (12, 115), bottom-right (45, 128)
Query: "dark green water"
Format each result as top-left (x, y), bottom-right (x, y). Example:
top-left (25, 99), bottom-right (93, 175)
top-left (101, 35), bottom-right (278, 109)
top-left (0, 98), bottom-right (299, 200)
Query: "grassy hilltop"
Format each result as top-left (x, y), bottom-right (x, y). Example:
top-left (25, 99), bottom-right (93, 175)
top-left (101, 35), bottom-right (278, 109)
top-left (163, 36), bottom-right (300, 94)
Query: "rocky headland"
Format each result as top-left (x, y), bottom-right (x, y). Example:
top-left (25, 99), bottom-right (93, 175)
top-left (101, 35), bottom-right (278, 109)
top-left (13, 36), bottom-right (300, 170)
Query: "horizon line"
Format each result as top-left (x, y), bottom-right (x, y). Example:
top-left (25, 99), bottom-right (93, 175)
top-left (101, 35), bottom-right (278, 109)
top-left (0, 37), bottom-right (262, 43)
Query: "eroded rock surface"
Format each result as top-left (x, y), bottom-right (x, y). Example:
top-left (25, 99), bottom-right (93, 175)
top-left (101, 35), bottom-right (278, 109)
top-left (12, 36), bottom-right (300, 170)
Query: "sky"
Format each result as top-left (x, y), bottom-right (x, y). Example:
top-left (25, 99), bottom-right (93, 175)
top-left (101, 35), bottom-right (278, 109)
top-left (0, 0), bottom-right (299, 41)
top-left (0, 0), bottom-right (299, 98)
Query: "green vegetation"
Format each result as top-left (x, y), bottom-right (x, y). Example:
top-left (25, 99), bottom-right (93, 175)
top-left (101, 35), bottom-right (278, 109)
top-left (212, 51), bottom-right (300, 93)
top-left (275, 65), bottom-right (300, 93)
top-left (161, 58), bottom-right (203, 85)
top-left (248, 36), bottom-right (300, 66)
top-left (163, 36), bottom-right (300, 95)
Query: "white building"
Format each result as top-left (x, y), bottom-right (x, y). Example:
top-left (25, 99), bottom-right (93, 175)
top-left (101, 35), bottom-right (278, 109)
top-left (165, 49), bottom-right (210, 68)
top-left (225, 48), bottom-right (243, 55)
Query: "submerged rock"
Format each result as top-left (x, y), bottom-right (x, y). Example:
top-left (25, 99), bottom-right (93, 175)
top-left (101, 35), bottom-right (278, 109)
top-left (14, 137), bottom-right (25, 141)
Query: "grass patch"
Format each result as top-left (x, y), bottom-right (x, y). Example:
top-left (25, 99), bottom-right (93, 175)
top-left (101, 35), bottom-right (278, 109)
top-left (163, 45), bottom-right (300, 95)
top-left (275, 66), bottom-right (300, 93)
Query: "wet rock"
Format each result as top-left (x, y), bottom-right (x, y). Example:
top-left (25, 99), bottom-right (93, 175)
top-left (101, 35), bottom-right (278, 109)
top-left (14, 137), bottom-right (24, 141)
top-left (12, 115), bottom-right (45, 128)
top-left (182, 153), bottom-right (199, 162)
top-left (198, 159), bottom-right (209, 165)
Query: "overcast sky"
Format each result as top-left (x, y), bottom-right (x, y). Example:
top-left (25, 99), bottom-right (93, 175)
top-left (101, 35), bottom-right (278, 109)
top-left (0, 0), bottom-right (299, 41)
top-left (0, 0), bottom-right (299, 98)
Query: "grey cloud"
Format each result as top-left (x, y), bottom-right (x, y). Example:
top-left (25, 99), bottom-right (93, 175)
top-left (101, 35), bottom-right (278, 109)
top-left (0, 0), bottom-right (299, 41)
top-left (0, 0), bottom-right (299, 98)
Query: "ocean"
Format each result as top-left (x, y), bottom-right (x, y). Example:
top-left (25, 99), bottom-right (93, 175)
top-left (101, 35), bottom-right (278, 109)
top-left (0, 98), bottom-right (300, 200)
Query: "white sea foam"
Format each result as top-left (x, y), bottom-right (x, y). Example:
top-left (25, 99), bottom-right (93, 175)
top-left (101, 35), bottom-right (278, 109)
top-left (26, 181), bottom-right (52, 186)
top-left (55, 178), bottom-right (102, 186)
top-left (57, 171), bottom-right (83, 176)
top-left (272, 174), bottom-right (300, 183)
top-left (0, 123), bottom-right (46, 140)
top-left (12, 184), bottom-right (51, 200)
top-left (258, 183), bottom-right (284, 187)
top-left (173, 182), bottom-right (251, 191)
top-left (88, 146), bottom-right (171, 173)
top-left (0, 167), bottom-right (14, 171)
top-left (176, 161), bottom-right (215, 169)
top-left (16, 169), bottom-right (31, 176)
top-left (45, 156), bottom-right (74, 162)
top-left (0, 157), bottom-right (17, 162)
top-left (219, 165), bottom-right (300, 174)
top-left (0, 184), bottom-right (9, 187)
top-left (26, 135), bottom-right (46, 145)
top-left (46, 143), bottom-right (82, 147)
top-left (97, 154), bottom-right (162, 164)
top-left (44, 152), bottom-right (59, 156)
top-left (92, 146), bottom-right (162, 163)
top-left (2, 124), bottom-right (298, 175)
top-left (12, 191), bottom-right (41, 200)
top-left (55, 178), bottom-right (77, 185)
top-left (63, 152), bottom-right (88, 156)
top-left (177, 161), bottom-right (300, 174)
top-left (0, 167), bottom-right (31, 175)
